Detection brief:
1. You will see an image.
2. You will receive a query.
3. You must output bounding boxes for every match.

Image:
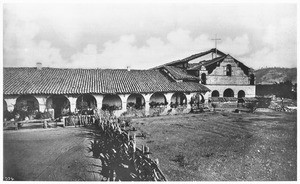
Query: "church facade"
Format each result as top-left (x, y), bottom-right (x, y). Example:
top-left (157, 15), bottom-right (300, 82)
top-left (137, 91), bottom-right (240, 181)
top-left (153, 48), bottom-right (256, 105)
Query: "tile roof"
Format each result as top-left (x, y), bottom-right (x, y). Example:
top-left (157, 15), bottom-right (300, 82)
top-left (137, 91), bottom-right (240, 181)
top-left (163, 66), bottom-right (198, 80)
top-left (187, 56), bottom-right (227, 70)
top-left (3, 67), bottom-right (210, 95)
top-left (151, 48), bottom-right (224, 69)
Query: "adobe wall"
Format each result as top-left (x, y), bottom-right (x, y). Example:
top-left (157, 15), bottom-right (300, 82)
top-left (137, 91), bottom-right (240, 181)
top-left (206, 85), bottom-right (256, 98)
top-left (206, 57), bottom-right (250, 85)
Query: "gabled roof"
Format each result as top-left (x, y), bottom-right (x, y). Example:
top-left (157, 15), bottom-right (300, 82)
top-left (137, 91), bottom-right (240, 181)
top-left (187, 56), bottom-right (227, 70)
top-left (187, 54), bottom-right (251, 75)
top-left (151, 48), bottom-right (228, 69)
top-left (3, 67), bottom-right (210, 95)
top-left (163, 66), bottom-right (198, 80)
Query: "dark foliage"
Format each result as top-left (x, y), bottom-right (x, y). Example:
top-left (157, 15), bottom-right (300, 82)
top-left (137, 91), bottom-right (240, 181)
top-left (256, 80), bottom-right (297, 99)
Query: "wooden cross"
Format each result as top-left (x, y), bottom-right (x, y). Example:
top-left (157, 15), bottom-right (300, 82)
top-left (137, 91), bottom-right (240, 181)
top-left (211, 34), bottom-right (221, 59)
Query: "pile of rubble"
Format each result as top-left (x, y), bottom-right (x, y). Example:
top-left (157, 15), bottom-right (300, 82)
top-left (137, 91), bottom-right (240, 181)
top-left (268, 98), bottom-right (297, 113)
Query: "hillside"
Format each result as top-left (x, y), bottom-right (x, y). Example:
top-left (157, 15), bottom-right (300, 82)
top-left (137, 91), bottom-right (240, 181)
top-left (254, 67), bottom-right (297, 84)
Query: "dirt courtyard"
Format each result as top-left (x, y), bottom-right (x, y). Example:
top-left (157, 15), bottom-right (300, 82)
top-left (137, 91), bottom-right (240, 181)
top-left (3, 127), bottom-right (101, 181)
top-left (3, 110), bottom-right (297, 181)
top-left (132, 111), bottom-right (297, 181)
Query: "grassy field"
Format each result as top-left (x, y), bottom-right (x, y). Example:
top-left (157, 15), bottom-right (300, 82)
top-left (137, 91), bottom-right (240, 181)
top-left (131, 111), bottom-right (297, 181)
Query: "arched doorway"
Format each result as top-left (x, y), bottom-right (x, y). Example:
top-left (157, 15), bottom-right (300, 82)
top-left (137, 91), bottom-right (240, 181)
top-left (191, 93), bottom-right (205, 108)
top-left (250, 74), bottom-right (255, 85)
top-left (226, 64), bottom-right (232, 76)
top-left (149, 92), bottom-right (167, 108)
top-left (46, 95), bottom-right (70, 118)
top-left (76, 94), bottom-right (97, 111)
top-left (3, 100), bottom-right (9, 121)
top-left (238, 90), bottom-right (246, 103)
top-left (211, 90), bottom-right (220, 97)
top-left (3, 100), bottom-right (7, 112)
top-left (15, 95), bottom-right (39, 112)
top-left (223, 88), bottom-right (234, 97)
top-left (171, 92), bottom-right (187, 108)
top-left (102, 94), bottom-right (122, 111)
top-left (238, 90), bottom-right (245, 98)
top-left (127, 94), bottom-right (145, 109)
top-left (201, 73), bottom-right (207, 84)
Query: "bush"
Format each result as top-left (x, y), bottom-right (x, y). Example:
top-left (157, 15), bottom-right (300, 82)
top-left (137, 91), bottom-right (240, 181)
top-left (3, 110), bottom-right (14, 121)
top-left (171, 102), bottom-right (179, 108)
top-left (149, 101), bottom-right (158, 108)
top-left (102, 104), bottom-right (120, 112)
top-left (211, 103), bottom-right (217, 111)
top-left (245, 102), bottom-right (257, 113)
top-left (127, 102), bottom-right (135, 108)
top-left (102, 104), bottom-right (110, 111)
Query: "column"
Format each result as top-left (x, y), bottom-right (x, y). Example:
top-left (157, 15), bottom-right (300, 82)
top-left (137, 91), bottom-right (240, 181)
top-left (160, 93), bottom-right (173, 115)
top-left (143, 93), bottom-right (152, 116)
top-left (164, 93), bottom-right (173, 110)
top-left (34, 95), bottom-right (48, 112)
top-left (203, 91), bottom-right (210, 106)
top-left (183, 93), bottom-right (193, 113)
top-left (67, 96), bottom-right (77, 113)
top-left (93, 94), bottom-right (104, 110)
top-left (118, 94), bottom-right (130, 113)
top-left (4, 96), bottom-right (18, 112)
top-left (185, 93), bottom-right (193, 109)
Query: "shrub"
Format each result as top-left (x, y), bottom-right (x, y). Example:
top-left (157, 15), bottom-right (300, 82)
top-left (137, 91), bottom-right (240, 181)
top-left (211, 103), bottom-right (217, 111)
top-left (127, 102), bottom-right (135, 108)
top-left (171, 102), bottom-right (179, 108)
top-left (149, 101), bottom-right (157, 108)
top-left (102, 104), bottom-right (110, 111)
top-left (3, 110), bottom-right (14, 121)
top-left (245, 102), bottom-right (257, 113)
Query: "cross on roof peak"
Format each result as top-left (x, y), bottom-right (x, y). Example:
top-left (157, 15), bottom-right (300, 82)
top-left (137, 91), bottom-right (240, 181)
top-left (211, 34), bottom-right (221, 59)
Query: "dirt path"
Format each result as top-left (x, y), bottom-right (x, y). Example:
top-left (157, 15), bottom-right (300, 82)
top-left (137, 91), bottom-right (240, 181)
top-left (3, 127), bottom-right (102, 181)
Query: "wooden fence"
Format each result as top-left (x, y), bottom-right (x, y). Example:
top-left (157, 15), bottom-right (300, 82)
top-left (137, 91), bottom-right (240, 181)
top-left (90, 117), bottom-right (167, 181)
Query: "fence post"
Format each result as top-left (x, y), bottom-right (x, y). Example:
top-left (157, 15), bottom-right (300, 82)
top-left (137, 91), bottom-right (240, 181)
top-left (132, 133), bottom-right (136, 170)
top-left (127, 132), bottom-right (130, 142)
top-left (145, 146), bottom-right (150, 158)
top-left (43, 120), bottom-right (47, 129)
top-left (79, 114), bottom-right (81, 127)
top-left (155, 158), bottom-right (159, 166)
top-left (142, 145), bottom-right (145, 154)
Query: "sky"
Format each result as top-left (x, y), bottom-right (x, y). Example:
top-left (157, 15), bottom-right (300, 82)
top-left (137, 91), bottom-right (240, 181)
top-left (3, 2), bottom-right (297, 70)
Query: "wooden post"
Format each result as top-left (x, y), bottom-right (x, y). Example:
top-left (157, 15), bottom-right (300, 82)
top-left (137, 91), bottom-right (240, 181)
top-left (62, 117), bottom-right (65, 127)
top-left (85, 115), bottom-right (87, 126)
top-left (145, 146), bottom-right (150, 158)
top-left (112, 170), bottom-right (116, 181)
top-left (43, 120), bottom-right (47, 129)
top-left (79, 114), bottom-right (81, 126)
top-left (155, 158), bottom-right (159, 166)
top-left (142, 145), bottom-right (145, 154)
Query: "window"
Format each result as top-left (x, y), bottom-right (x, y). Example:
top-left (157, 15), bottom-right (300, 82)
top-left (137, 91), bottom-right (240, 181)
top-left (223, 88), bottom-right (234, 97)
top-left (238, 90), bottom-right (245, 98)
top-left (211, 90), bottom-right (219, 97)
top-left (226, 64), bottom-right (232, 76)
top-left (250, 74), bottom-right (255, 85)
top-left (201, 73), bottom-right (207, 84)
